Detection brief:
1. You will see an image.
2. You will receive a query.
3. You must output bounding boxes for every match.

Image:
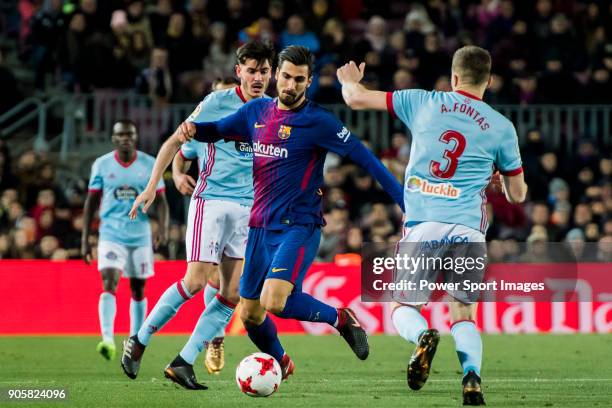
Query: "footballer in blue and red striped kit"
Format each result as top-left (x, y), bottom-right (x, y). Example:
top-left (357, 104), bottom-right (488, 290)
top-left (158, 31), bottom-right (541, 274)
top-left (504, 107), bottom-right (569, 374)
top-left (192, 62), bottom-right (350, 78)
top-left (132, 46), bottom-right (404, 378)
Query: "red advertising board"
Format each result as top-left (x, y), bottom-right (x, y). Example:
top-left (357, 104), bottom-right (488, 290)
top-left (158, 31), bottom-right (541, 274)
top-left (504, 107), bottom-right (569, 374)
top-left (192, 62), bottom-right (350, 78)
top-left (0, 261), bottom-right (610, 334)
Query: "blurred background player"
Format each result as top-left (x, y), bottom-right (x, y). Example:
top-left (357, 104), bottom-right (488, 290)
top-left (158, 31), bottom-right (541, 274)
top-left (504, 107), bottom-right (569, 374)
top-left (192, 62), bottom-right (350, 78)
top-left (131, 46), bottom-right (405, 382)
top-left (212, 76), bottom-right (240, 91)
top-left (338, 46), bottom-right (528, 405)
top-left (122, 41), bottom-right (274, 389)
top-left (81, 119), bottom-right (169, 361)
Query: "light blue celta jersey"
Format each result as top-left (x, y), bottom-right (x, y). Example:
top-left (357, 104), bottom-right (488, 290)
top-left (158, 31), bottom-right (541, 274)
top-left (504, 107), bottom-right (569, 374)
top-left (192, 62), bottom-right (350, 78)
top-left (388, 90), bottom-right (523, 233)
top-left (88, 151), bottom-right (165, 247)
top-left (180, 86), bottom-right (264, 206)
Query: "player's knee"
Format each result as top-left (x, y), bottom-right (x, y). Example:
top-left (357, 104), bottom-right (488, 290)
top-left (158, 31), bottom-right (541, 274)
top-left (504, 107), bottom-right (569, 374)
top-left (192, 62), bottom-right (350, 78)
top-left (219, 290), bottom-right (239, 306)
top-left (182, 275), bottom-right (204, 294)
top-left (130, 279), bottom-right (145, 299)
top-left (260, 297), bottom-right (287, 316)
top-left (101, 274), bottom-right (119, 292)
top-left (239, 304), bottom-right (265, 326)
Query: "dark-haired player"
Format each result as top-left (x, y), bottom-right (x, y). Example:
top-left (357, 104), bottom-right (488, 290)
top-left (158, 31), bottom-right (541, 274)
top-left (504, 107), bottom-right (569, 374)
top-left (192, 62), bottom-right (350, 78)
top-left (82, 119), bottom-right (169, 361)
top-left (131, 45), bottom-right (405, 380)
top-left (121, 41), bottom-right (274, 389)
top-left (337, 45), bottom-right (528, 405)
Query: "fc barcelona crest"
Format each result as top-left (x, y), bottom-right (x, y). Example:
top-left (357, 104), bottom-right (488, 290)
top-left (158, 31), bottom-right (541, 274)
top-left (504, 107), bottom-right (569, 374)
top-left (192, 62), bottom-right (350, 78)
top-left (278, 125), bottom-right (292, 140)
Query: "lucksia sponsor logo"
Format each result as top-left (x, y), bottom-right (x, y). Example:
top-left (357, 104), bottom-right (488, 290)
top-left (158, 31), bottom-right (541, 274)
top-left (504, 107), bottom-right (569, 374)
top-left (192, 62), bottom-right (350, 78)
top-left (405, 176), bottom-right (460, 198)
top-left (253, 141), bottom-right (288, 159)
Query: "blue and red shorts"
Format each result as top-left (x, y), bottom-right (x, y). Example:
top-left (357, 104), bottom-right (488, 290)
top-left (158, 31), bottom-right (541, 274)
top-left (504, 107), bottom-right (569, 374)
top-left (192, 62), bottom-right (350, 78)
top-left (239, 224), bottom-right (321, 300)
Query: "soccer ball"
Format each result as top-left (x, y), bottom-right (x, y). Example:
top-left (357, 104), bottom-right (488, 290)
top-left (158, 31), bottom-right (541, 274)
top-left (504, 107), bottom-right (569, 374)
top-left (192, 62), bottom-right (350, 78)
top-left (235, 352), bottom-right (282, 397)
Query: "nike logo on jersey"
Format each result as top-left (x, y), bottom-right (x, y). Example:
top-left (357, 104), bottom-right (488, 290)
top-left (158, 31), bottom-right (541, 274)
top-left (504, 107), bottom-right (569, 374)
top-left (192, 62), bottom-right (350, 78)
top-left (254, 122), bottom-right (266, 128)
top-left (271, 267), bottom-right (287, 273)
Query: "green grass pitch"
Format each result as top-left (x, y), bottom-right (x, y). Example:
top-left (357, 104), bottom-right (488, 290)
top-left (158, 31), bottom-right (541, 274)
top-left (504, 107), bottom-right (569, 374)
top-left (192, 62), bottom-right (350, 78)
top-left (1, 334), bottom-right (611, 407)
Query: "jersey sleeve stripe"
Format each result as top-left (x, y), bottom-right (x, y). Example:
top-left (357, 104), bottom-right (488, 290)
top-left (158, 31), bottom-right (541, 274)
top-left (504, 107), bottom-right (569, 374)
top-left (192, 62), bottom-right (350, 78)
top-left (179, 150), bottom-right (193, 161)
top-left (88, 188), bottom-right (102, 193)
top-left (386, 92), bottom-right (397, 119)
top-left (499, 167), bottom-right (523, 176)
top-left (155, 187), bottom-right (165, 193)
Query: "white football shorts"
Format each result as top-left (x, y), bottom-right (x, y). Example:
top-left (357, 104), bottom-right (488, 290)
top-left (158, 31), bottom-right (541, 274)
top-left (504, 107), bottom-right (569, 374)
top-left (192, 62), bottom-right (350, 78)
top-left (185, 198), bottom-right (250, 264)
top-left (97, 240), bottom-right (154, 279)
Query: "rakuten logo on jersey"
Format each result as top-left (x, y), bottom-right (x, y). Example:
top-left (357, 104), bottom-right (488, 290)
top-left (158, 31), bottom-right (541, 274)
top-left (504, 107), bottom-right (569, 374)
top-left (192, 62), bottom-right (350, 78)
top-left (253, 141), bottom-right (288, 159)
top-left (406, 176), bottom-right (461, 199)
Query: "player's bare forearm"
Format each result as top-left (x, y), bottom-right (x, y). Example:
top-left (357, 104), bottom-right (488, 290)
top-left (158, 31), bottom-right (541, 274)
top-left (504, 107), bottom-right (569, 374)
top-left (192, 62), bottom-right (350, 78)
top-left (337, 61), bottom-right (388, 110)
top-left (172, 150), bottom-right (192, 176)
top-left (81, 192), bottom-right (100, 243)
top-left (172, 151), bottom-right (197, 195)
top-left (342, 83), bottom-right (387, 111)
top-left (144, 133), bottom-right (183, 193)
top-left (501, 173), bottom-right (528, 204)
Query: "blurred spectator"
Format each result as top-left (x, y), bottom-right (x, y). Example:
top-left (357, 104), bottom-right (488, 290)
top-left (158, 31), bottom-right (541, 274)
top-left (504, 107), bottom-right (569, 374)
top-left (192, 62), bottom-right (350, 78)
top-left (280, 14), bottom-right (320, 53)
top-left (0, 50), bottom-right (22, 114)
top-left (319, 18), bottom-right (351, 65)
top-left (203, 22), bottom-right (235, 82)
top-left (306, 0), bottom-right (336, 36)
top-left (352, 16), bottom-right (394, 86)
top-left (238, 17), bottom-right (276, 46)
top-left (109, 9), bottom-right (137, 88)
top-left (135, 47), bottom-right (172, 105)
top-left (124, 0), bottom-right (154, 53)
top-left (149, 0), bottom-right (173, 47)
top-left (29, 0), bottom-right (65, 89)
top-left (310, 63), bottom-right (342, 103)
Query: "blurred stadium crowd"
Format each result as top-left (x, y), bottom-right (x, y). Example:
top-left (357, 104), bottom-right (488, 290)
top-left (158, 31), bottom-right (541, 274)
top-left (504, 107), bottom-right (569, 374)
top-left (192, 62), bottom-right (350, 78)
top-left (0, 0), bottom-right (610, 261)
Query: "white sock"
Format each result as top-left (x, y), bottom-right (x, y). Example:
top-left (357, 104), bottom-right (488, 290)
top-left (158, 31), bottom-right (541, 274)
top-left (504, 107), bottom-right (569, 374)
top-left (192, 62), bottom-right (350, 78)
top-left (392, 305), bottom-right (428, 344)
top-left (129, 297), bottom-right (148, 336)
top-left (99, 292), bottom-right (116, 342)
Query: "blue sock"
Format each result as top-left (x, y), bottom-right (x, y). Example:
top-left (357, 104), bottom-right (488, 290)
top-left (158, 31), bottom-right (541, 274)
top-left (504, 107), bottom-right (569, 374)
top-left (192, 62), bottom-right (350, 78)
top-left (245, 315), bottom-right (285, 363)
top-left (129, 297), bottom-right (147, 336)
top-left (99, 291), bottom-right (116, 342)
top-left (392, 305), bottom-right (428, 344)
top-left (179, 294), bottom-right (235, 365)
top-left (277, 292), bottom-right (338, 326)
top-left (203, 281), bottom-right (218, 308)
top-left (137, 281), bottom-right (192, 346)
top-left (203, 282), bottom-right (224, 338)
top-left (451, 320), bottom-right (482, 377)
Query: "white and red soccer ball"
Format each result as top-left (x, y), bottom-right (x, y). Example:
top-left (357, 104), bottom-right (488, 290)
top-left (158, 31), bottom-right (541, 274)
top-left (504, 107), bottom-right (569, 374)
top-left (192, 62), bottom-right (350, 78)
top-left (235, 352), bottom-right (282, 397)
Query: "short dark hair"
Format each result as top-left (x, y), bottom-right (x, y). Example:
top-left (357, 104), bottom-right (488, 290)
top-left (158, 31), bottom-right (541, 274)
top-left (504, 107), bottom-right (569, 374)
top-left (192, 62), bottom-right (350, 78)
top-left (236, 41), bottom-right (275, 66)
top-left (213, 76), bottom-right (240, 87)
top-left (451, 46), bottom-right (492, 86)
top-left (277, 46), bottom-right (314, 76)
top-left (114, 119), bottom-right (137, 130)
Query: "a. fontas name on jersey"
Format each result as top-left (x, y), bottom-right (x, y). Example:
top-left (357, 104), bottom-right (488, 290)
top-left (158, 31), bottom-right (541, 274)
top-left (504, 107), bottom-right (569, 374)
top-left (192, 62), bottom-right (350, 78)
top-left (440, 101), bottom-right (490, 131)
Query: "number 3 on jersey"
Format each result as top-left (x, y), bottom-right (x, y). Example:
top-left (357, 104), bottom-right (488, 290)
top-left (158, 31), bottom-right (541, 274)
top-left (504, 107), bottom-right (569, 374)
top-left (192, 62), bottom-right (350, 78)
top-left (429, 130), bottom-right (466, 179)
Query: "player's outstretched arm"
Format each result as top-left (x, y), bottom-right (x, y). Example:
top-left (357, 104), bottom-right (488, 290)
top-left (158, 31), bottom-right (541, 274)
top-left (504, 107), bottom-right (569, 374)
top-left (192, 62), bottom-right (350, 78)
top-left (129, 123), bottom-right (194, 219)
top-left (501, 172), bottom-right (528, 204)
top-left (337, 61), bottom-right (387, 111)
top-left (348, 143), bottom-right (405, 212)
